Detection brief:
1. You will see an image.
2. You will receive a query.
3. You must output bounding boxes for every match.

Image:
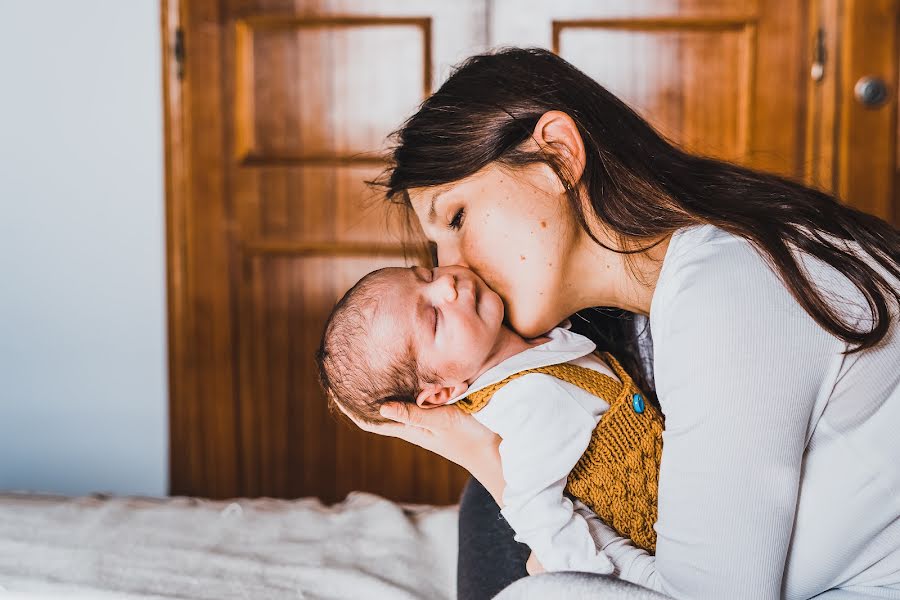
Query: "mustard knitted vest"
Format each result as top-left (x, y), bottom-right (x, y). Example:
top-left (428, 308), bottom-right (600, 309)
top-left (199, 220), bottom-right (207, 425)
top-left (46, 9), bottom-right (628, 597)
top-left (456, 352), bottom-right (664, 554)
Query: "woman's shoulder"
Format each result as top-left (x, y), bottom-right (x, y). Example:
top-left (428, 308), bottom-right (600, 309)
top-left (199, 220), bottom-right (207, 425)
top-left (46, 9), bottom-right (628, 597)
top-left (649, 224), bottom-right (853, 414)
top-left (651, 224), bottom-right (791, 326)
top-left (654, 224), bottom-right (881, 332)
top-left (661, 223), bottom-right (756, 272)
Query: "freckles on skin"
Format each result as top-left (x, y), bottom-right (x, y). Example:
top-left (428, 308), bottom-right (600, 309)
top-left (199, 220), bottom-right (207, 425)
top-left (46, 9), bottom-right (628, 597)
top-left (520, 255), bottom-right (526, 262)
top-left (540, 221), bottom-right (547, 228)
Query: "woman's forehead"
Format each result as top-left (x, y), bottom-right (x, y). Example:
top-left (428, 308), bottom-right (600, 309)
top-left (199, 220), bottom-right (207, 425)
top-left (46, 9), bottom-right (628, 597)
top-left (407, 163), bottom-right (507, 206)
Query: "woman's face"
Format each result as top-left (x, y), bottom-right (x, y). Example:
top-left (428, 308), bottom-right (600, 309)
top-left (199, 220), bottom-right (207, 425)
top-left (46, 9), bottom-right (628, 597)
top-left (408, 161), bottom-right (581, 338)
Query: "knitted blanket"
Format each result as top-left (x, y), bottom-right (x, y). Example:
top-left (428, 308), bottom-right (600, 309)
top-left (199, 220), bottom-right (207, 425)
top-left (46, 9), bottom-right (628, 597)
top-left (0, 491), bottom-right (457, 600)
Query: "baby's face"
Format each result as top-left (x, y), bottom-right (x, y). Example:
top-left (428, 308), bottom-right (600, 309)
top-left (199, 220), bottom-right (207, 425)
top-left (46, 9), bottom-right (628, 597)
top-left (370, 265), bottom-right (506, 385)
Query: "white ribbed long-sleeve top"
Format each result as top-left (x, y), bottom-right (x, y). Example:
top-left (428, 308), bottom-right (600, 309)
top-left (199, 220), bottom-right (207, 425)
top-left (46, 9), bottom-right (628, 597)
top-left (579, 224), bottom-right (900, 599)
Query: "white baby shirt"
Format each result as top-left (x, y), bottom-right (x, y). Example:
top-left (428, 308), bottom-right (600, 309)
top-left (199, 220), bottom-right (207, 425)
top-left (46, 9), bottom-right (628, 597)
top-left (447, 326), bottom-right (619, 574)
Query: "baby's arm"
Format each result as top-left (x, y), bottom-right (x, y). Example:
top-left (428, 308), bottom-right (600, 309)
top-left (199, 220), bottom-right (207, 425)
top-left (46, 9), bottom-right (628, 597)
top-left (482, 373), bottom-right (614, 575)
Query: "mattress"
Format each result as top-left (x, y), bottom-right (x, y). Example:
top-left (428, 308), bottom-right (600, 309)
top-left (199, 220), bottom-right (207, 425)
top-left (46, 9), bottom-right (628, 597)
top-left (0, 491), bottom-right (458, 600)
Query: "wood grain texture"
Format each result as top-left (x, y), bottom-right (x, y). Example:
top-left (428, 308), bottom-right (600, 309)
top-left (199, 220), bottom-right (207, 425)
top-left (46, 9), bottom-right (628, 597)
top-left (165, 0), bottom-right (898, 503)
top-left (836, 0), bottom-right (898, 220)
top-left (166, 0), bottom-right (482, 502)
top-left (804, 0), bottom-right (840, 192)
top-left (492, 0), bottom-right (807, 177)
top-left (805, 0), bottom-right (898, 223)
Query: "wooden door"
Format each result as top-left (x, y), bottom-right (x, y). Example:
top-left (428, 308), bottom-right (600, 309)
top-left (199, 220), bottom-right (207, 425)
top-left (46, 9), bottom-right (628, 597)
top-left (804, 0), bottom-right (898, 224)
top-left (164, 0), bottom-right (485, 502)
top-left (164, 0), bottom-right (897, 502)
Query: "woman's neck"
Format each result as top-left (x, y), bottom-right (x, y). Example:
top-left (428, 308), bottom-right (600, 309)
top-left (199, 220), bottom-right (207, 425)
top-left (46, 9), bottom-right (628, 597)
top-left (565, 228), bottom-right (673, 316)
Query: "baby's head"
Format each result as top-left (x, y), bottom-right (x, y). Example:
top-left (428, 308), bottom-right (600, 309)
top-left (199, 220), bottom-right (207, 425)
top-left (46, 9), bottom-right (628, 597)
top-left (316, 265), bottom-right (511, 424)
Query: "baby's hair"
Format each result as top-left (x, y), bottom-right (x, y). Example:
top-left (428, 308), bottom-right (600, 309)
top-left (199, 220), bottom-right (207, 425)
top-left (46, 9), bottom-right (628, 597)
top-left (315, 268), bottom-right (433, 425)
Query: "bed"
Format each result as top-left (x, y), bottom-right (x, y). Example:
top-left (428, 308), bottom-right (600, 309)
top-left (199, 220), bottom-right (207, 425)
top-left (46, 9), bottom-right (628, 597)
top-left (0, 491), bottom-right (458, 599)
top-left (0, 491), bottom-right (684, 600)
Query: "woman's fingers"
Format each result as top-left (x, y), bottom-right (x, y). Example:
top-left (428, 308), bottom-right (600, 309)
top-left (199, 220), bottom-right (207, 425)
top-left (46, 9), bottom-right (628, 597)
top-left (331, 397), bottom-right (437, 446)
top-left (355, 419), bottom-right (410, 438)
top-left (333, 396), bottom-right (500, 475)
top-left (332, 398), bottom-right (405, 435)
top-left (380, 402), bottom-right (440, 429)
top-left (331, 398), bottom-right (370, 428)
top-left (381, 402), bottom-right (471, 436)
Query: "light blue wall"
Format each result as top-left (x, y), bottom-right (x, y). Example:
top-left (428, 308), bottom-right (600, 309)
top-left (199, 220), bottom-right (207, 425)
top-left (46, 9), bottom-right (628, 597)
top-left (0, 0), bottom-right (168, 497)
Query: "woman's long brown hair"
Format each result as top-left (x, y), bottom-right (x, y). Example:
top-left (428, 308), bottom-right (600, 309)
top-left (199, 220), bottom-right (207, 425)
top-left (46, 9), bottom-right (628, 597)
top-left (369, 47), bottom-right (899, 396)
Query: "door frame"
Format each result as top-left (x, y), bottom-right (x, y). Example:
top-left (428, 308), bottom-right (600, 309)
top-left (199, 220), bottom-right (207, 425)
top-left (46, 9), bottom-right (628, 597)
top-left (161, 0), bottom-right (191, 496)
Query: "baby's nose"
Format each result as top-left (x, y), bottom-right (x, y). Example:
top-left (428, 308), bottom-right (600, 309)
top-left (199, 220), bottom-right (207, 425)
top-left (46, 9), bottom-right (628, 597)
top-left (435, 274), bottom-right (457, 302)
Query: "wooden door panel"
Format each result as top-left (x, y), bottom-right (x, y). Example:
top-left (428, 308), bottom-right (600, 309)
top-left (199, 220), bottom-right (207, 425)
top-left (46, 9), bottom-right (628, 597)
top-left (234, 16), bottom-right (430, 164)
top-left (804, 0), bottom-right (898, 222)
top-left (556, 21), bottom-right (755, 162)
top-left (236, 165), bottom-right (411, 244)
top-left (837, 0), bottom-right (897, 222)
top-left (170, 0), bottom-right (484, 501)
top-left (491, 0), bottom-right (806, 177)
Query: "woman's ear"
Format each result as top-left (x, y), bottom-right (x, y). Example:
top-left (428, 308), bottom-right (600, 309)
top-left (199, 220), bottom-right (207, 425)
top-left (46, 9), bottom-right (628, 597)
top-left (416, 381), bottom-right (469, 408)
top-left (532, 110), bottom-right (586, 186)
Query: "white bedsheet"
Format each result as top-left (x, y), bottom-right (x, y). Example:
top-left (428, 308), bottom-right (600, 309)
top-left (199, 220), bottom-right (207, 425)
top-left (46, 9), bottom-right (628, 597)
top-left (0, 491), bottom-right (458, 600)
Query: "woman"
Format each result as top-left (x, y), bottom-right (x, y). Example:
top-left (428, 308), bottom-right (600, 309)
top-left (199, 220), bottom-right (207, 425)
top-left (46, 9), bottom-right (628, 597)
top-left (349, 47), bottom-right (900, 599)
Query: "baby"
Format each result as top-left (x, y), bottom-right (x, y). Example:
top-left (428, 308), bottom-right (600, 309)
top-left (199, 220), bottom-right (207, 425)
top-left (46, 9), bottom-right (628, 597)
top-left (316, 264), bottom-right (663, 574)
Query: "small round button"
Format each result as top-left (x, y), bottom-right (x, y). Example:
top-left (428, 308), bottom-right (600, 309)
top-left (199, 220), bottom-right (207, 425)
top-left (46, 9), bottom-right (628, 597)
top-left (632, 393), bottom-right (645, 414)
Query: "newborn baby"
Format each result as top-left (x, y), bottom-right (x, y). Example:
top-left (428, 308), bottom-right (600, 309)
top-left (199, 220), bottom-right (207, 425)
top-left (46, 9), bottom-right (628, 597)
top-left (316, 265), bottom-right (663, 574)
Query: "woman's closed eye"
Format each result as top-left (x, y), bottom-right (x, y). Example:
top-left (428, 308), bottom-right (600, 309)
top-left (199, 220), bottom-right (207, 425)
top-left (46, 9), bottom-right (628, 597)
top-left (448, 207), bottom-right (465, 231)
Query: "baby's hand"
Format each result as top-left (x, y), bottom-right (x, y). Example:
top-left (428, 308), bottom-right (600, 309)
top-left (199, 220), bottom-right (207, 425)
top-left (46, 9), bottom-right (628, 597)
top-left (526, 551), bottom-right (545, 575)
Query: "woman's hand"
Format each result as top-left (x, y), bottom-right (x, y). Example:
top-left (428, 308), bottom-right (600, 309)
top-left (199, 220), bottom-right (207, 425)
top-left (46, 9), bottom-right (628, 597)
top-left (334, 401), bottom-right (505, 503)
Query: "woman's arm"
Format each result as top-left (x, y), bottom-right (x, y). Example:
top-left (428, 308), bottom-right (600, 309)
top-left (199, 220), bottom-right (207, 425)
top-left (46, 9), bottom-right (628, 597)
top-left (616, 237), bottom-right (841, 599)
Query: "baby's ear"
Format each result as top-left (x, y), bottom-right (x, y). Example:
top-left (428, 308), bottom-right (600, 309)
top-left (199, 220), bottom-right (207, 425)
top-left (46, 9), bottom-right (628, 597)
top-left (416, 382), bottom-right (469, 408)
